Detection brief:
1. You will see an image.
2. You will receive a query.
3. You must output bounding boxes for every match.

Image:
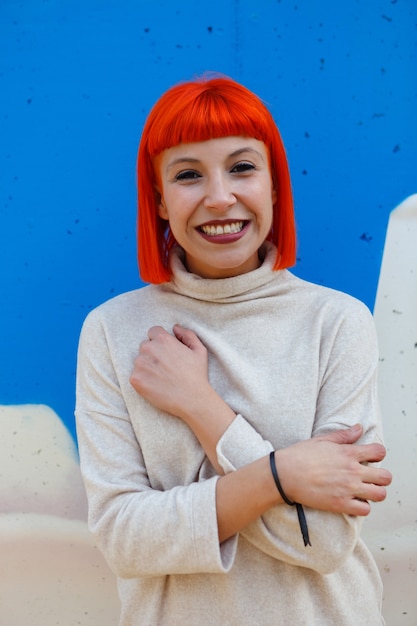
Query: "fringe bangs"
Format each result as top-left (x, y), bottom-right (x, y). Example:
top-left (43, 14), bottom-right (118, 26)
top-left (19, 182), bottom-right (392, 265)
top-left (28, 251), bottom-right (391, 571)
top-left (146, 88), bottom-right (272, 157)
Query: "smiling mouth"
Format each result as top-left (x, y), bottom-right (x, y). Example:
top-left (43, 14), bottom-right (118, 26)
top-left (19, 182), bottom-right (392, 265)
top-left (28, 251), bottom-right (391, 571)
top-left (199, 221), bottom-right (246, 236)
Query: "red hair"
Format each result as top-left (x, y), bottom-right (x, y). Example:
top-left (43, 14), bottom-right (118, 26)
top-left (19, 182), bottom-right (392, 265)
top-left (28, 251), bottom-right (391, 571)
top-left (137, 75), bottom-right (296, 284)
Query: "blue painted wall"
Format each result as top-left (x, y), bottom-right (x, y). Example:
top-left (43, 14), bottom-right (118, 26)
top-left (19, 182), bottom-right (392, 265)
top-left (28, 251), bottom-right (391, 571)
top-left (1, 0), bottom-right (416, 440)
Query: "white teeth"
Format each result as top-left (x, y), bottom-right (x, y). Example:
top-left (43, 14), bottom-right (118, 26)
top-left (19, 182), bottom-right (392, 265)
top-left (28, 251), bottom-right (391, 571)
top-left (200, 221), bottom-right (244, 236)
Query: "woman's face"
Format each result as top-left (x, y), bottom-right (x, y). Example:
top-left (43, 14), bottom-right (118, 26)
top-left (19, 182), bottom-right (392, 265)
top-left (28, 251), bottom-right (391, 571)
top-left (155, 136), bottom-right (276, 279)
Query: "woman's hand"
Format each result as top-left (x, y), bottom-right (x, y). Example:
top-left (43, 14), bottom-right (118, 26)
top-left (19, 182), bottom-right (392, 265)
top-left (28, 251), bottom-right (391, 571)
top-left (130, 325), bottom-right (236, 472)
top-left (216, 425), bottom-right (392, 543)
top-left (274, 425), bottom-right (392, 516)
top-left (130, 324), bottom-right (210, 419)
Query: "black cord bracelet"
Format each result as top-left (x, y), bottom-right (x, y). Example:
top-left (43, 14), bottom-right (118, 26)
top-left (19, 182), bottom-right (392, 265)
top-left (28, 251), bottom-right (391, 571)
top-left (269, 451), bottom-right (311, 547)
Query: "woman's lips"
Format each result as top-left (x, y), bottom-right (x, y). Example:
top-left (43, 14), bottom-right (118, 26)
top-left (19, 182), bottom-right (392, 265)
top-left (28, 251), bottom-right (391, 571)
top-left (197, 220), bottom-right (249, 243)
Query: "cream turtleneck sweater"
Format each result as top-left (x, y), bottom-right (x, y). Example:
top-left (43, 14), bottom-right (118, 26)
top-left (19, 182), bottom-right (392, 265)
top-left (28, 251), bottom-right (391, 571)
top-left (76, 243), bottom-right (384, 625)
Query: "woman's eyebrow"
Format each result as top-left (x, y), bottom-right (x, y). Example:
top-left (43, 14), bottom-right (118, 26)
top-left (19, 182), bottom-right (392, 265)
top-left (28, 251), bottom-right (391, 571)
top-left (229, 147), bottom-right (265, 161)
top-left (166, 157), bottom-right (200, 171)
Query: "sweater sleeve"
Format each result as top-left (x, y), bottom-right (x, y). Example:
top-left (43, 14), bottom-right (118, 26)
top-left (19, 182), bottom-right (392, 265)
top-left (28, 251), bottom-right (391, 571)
top-left (216, 300), bottom-right (382, 575)
top-left (75, 310), bottom-right (237, 579)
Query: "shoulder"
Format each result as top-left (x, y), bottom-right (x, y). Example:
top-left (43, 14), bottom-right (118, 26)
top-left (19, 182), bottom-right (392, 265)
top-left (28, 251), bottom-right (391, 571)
top-left (283, 272), bottom-right (377, 351)
top-left (286, 271), bottom-right (373, 319)
top-left (79, 284), bottom-right (161, 335)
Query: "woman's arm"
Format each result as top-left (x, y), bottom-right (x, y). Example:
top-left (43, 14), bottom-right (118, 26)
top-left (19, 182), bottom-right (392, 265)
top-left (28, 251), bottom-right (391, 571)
top-left (214, 425), bottom-right (388, 543)
top-left (76, 313), bottom-right (234, 579)
top-left (130, 324), bottom-right (391, 546)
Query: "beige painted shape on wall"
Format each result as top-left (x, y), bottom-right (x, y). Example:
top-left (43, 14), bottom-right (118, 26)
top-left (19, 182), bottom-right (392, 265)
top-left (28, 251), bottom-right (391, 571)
top-left (0, 404), bottom-right (120, 625)
top-left (362, 194), bottom-right (417, 625)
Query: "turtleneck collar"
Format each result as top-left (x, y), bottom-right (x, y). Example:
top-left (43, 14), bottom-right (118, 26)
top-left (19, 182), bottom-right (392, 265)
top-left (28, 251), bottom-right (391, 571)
top-left (164, 242), bottom-right (289, 303)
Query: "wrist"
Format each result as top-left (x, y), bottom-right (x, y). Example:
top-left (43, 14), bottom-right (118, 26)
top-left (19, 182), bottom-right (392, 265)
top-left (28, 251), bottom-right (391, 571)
top-left (272, 448), bottom-right (295, 503)
top-left (270, 450), bottom-right (311, 547)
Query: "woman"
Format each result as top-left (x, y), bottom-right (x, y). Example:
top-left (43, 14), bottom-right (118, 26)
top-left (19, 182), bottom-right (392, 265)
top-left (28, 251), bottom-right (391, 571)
top-left (75, 75), bottom-right (392, 625)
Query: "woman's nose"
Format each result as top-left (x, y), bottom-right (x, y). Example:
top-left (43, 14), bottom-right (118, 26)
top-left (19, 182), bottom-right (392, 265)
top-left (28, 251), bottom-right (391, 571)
top-left (203, 174), bottom-right (237, 212)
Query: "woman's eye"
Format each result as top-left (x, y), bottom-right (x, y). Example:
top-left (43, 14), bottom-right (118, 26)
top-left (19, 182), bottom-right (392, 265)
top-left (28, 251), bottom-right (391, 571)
top-left (175, 170), bottom-right (201, 181)
top-left (231, 162), bottom-right (255, 173)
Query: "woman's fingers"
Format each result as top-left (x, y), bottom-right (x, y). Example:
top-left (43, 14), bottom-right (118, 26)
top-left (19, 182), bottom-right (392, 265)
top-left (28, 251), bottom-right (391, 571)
top-left (130, 325), bottom-right (211, 418)
top-left (276, 434), bottom-right (392, 514)
top-left (173, 324), bottom-right (206, 352)
top-left (355, 441), bottom-right (387, 464)
top-left (343, 498), bottom-right (372, 516)
top-left (318, 424), bottom-right (364, 445)
top-left (317, 427), bottom-right (390, 467)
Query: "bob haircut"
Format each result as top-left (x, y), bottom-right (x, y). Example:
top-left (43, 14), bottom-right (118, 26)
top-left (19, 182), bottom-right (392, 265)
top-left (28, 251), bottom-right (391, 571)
top-left (137, 75), bottom-right (296, 284)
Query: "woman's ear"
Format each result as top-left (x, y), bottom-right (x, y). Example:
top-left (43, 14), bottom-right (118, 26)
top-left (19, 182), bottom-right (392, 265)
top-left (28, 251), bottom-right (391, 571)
top-left (271, 177), bottom-right (278, 205)
top-left (155, 186), bottom-right (168, 219)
